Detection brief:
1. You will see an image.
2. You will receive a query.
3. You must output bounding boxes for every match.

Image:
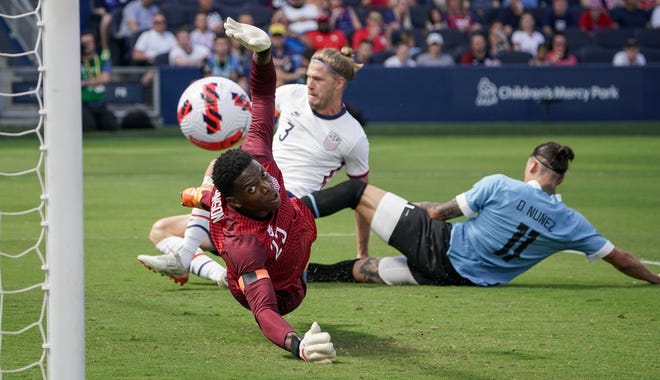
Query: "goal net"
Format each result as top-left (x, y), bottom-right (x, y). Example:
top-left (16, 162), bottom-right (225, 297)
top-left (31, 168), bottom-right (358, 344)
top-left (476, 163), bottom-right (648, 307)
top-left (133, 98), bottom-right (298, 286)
top-left (0, 0), bottom-right (85, 379)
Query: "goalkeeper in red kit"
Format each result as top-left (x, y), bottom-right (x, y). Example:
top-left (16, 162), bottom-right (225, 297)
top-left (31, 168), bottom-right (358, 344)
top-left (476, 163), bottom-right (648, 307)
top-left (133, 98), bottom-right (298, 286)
top-left (179, 18), bottom-right (340, 363)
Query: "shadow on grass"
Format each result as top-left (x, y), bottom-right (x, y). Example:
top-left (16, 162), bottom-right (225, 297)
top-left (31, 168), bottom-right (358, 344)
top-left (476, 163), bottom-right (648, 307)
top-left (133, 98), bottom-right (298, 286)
top-left (501, 283), bottom-right (651, 289)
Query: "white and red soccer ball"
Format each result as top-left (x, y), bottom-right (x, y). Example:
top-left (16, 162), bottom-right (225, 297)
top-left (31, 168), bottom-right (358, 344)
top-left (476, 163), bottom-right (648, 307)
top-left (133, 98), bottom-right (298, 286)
top-left (177, 76), bottom-right (252, 151)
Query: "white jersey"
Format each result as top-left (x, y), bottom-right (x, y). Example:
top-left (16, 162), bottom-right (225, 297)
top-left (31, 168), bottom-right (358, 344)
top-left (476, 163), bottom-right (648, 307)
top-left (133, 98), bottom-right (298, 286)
top-left (273, 84), bottom-right (369, 198)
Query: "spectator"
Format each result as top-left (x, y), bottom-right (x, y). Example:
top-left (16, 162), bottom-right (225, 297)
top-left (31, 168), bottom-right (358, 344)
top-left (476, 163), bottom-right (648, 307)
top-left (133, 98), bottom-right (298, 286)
top-left (653, 0), bottom-right (660, 27)
top-left (460, 31), bottom-right (501, 65)
top-left (546, 32), bottom-right (577, 65)
top-left (471, 0), bottom-right (500, 25)
top-left (270, 23), bottom-right (306, 86)
top-left (578, 0), bottom-right (614, 36)
top-left (117, 0), bottom-right (158, 40)
top-left (190, 12), bottom-right (216, 50)
top-left (445, 0), bottom-right (483, 32)
top-left (613, 38), bottom-right (647, 66)
top-left (415, 32), bottom-right (456, 66)
top-left (131, 12), bottom-right (176, 65)
top-left (498, 0), bottom-right (525, 36)
top-left (197, 0), bottom-right (224, 34)
top-left (488, 20), bottom-right (512, 58)
top-left (391, 0), bottom-right (415, 30)
top-left (202, 34), bottom-right (246, 91)
top-left (328, 0), bottom-right (362, 40)
top-left (543, 0), bottom-right (577, 36)
top-left (229, 12), bottom-right (258, 80)
top-left (282, 0), bottom-right (321, 36)
top-left (529, 42), bottom-right (550, 65)
top-left (511, 12), bottom-right (546, 56)
top-left (80, 31), bottom-right (118, 131)
top-left (398, 30), bottom-right (422, 57)
top-left (169, 27), bottom-right (211, 67)
top-left (502, 0), bottom-right (539, 9)
top-left (362, 0), bottom-right (392, 6)
top-left (611, 0), bottom-right (651, 28)
top-left (384, 41), bottom-right (417, 67)
top-left (304, 13), bottom-right (349, 50)
top-left (640, 0), bottom-right (656, 10)
top-left (355, 39), bottom-right (375, 64)
top-left (426, 6), bottom-right (449, 33)
top-left (91, 0), bottom-right (129, 54)
top-left (352, 10), bottom-right (392, 53)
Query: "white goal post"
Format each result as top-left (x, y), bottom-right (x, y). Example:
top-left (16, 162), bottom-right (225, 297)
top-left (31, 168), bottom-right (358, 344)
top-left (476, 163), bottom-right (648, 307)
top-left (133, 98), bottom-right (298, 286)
top-left (42, 0), bottom-right (85, 378)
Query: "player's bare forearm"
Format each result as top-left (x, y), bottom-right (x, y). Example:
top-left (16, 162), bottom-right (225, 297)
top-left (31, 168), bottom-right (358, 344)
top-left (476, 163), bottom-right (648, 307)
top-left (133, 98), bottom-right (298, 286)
top-left (604, 247), bottom-right (660, 284)
top-left (415, 199), bottom-right (463, 220)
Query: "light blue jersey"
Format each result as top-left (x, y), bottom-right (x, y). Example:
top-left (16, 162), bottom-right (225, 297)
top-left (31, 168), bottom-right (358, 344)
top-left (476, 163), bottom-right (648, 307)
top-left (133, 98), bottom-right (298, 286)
top-left (447, 174), bottom-right (613, 286)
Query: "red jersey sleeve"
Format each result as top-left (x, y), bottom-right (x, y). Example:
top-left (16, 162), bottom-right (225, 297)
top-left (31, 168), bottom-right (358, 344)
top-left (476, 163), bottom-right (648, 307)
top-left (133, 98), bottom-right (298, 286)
top-left (223, 233), bottom-right (295, 349)
top-left (240, 59), bottom-right (276, 164)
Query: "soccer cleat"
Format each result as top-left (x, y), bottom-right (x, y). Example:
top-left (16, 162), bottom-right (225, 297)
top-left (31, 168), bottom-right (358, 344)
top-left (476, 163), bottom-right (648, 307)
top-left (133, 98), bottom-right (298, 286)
top-left (138, 254), bottom-right (189, 286)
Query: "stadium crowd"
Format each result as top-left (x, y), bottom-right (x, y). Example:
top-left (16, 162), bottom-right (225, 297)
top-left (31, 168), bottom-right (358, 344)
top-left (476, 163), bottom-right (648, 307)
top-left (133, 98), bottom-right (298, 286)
top-left (78, 0), bottom-right (658, 129)
top-left (88, 0), bottom-right (660, 80)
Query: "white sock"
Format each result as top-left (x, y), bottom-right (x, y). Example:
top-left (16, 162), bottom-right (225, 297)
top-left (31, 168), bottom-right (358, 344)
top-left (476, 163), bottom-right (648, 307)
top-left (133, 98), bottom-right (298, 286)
top-left (155, 236), bottom-right (184, 257)
top-left (190, 253), bottom-right (227, 283)
top-left (177, 208), bottom-right (211, 269)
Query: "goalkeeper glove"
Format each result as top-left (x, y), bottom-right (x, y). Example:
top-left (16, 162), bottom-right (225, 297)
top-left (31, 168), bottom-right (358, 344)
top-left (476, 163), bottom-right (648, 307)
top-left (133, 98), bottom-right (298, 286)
top-left (290, 322), bottom-right (336, 364)
top-left (180, 184), bottom-right (213, 209)
top-left (224, 17), bottom-right (271, 53)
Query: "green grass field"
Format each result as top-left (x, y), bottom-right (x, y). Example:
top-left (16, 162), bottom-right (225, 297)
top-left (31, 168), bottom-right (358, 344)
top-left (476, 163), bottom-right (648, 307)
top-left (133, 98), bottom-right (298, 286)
top-left (1, 124), bottom-right (659, 379)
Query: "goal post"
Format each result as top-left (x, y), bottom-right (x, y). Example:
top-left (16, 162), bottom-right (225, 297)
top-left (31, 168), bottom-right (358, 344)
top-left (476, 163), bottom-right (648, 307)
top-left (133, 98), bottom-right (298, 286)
top-left (43, 0), bottom-right (85, 378)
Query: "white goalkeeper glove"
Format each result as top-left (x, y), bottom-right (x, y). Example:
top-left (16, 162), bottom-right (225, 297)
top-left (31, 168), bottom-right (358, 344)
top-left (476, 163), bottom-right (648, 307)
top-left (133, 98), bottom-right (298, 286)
top-left (224, 17), bottom-right (271, 53)
top-left (292, 322), bottom-right (336, 364)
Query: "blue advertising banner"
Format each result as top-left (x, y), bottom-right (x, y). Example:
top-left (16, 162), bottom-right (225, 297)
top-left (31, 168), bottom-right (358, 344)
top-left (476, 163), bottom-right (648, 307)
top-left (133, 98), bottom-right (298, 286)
top-left (159, 65), bottom-right (660, 125)
top-left (344, 65), bottom-right (660, 122)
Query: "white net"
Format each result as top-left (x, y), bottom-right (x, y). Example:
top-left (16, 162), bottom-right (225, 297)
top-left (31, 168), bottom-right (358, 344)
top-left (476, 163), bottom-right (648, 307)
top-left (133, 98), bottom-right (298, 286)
top-left (0, 0), bottom-right (48, 378)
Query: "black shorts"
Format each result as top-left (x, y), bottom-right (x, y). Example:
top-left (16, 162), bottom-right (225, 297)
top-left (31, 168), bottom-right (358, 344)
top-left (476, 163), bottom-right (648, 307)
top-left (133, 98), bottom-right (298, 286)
top-left (388, 205), bottom-right (474, 286)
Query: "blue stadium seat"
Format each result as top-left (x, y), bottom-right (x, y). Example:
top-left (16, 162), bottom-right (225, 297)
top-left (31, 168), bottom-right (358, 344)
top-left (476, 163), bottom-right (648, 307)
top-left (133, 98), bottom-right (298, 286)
top-left (370, 49), bottom-right (393, 64)
top-left (641, 48), bottom-right (660, 63)
top-left (437, 29), bottom-right (468, 57)
top-left (497, 50), bottom-right (533, 64)
top-left (161, 3), bottom-right (195, 31)
top-left (564, 28), bottom-right (592, 52)
top-left (635, 28), bottom-right (660, 51)
top-left (243, 4), bottom-right (274, 31)
top-left (579, 45), bottom-right (615, 63)
top-left (593, 28), bottom-right (635, 50)
top-left (410, 5), bottom-right (430, 30)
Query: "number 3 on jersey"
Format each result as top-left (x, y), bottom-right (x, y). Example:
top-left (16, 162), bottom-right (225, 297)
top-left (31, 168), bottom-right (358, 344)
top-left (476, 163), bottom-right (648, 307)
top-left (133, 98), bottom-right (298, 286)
top-left (278, 121), bottom-right (295, 142)
top-left (494, 223), bottom-right (540, 262)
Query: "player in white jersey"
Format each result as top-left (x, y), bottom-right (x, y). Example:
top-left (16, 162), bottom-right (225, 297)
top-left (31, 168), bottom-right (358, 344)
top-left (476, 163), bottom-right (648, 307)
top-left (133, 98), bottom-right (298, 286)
top-left (273, 84), bottom-right (369, 198)
top-left (138, 46), bottom-right (370, 286)
top-left (303, 141), bottom-right (660, 286)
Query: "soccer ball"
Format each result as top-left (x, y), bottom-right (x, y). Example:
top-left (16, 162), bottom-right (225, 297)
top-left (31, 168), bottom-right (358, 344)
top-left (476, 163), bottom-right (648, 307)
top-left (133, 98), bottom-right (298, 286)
top-left (177, 76), bottom-right (252, 151)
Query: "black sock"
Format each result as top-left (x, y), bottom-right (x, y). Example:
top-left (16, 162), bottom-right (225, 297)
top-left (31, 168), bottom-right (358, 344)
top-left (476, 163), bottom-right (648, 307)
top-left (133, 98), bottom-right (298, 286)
top-left (306, 259), bottom-right (358, 282)
top-left (300, 179), bottom-right (367, 218)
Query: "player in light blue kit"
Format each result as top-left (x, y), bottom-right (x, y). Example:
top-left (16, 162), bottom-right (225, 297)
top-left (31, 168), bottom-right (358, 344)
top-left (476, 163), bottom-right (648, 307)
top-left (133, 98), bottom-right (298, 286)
top-left (303, 141), bottom-right (660, 286)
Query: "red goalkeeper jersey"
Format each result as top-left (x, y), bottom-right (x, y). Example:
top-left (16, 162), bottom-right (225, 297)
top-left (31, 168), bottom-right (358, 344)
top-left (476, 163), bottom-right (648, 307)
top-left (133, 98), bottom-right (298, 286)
top-left (201, 59), bottom-right (317, 349)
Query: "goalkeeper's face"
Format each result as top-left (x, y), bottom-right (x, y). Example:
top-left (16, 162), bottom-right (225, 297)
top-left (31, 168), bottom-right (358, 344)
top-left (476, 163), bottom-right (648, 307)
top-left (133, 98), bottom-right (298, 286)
top-left (228, 160), bottom-right (281, 219)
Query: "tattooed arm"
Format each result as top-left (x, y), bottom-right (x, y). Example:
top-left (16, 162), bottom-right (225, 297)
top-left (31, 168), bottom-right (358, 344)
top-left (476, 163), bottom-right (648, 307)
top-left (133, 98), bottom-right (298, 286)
top-left (414, 198), bottom-right (463, 221)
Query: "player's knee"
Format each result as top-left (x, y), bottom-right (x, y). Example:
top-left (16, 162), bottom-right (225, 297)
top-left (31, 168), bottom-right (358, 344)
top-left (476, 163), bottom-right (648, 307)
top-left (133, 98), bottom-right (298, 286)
top-left (149, 217), bottom-right (170, 245)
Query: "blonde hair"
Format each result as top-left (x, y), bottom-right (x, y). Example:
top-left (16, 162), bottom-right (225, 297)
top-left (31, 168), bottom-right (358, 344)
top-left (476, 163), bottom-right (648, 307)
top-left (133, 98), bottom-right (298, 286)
top-left (311, 47), bottom-right (363, 82)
